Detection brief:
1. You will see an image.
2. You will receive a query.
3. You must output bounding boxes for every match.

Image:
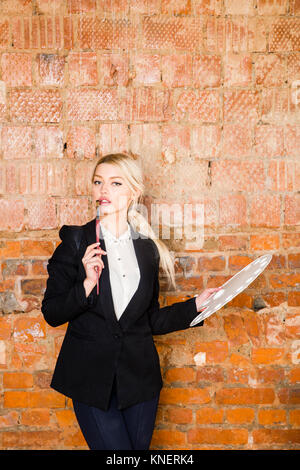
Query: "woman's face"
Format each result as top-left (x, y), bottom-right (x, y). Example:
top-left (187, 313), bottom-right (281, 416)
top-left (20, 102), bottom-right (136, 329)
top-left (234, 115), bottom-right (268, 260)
top-left (92, 163), bottom-right (136, 217)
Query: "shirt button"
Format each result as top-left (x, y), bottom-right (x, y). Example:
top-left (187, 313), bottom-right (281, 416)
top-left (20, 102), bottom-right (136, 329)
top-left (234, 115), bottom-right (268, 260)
top-left (123, 274), bottom-right (126, 277)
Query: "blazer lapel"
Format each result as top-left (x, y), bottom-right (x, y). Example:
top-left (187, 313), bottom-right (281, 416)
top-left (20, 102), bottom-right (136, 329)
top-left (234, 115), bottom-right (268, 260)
top-left (82, 217), bottom-right (152, 333)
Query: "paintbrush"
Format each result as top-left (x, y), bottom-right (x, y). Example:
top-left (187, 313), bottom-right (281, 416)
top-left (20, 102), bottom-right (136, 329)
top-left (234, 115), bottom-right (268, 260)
top-left (96, 199), bottom-right (100, 295)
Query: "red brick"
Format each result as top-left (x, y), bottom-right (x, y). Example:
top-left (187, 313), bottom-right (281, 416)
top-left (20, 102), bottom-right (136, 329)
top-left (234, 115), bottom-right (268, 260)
top-left (224, 90), bottom-right (259, 124)
top-left (4, 390), bottom-right (65, 408)
top-left (36, 53), bottom-right (65, 86)
top-left (68, 52), bottom-right (98, 86)
top-left (285, 314), bottom-right (300, 338)
top-left (67, 0), bottom-right (96, 13)
top-left (191, 125), bottom-right (221, 158)
top-left (2, 431), bottom-right (62, 449)
top-left (261, 88), bottom-right (289, 124)
top-left (10, 89), bottom-right (63, 123)
top-left (66, 126), bottom-right (96, 160)
top-left (212, 161), bottom-right (265, 192)
top-left (224, 53), bottom-right (252, 86)
top-left (253, 429), bottom-right (300, 445)
top-left (252, 348), bottom-right (285, 364)
top-left (161, 54), bottom-right (192, 88)
top-left (13, 317), bottom-right (46, 342)
top-left (284, 194), bottom-right (300, 226)
top-left (98, 53), bottom-right (129, 87)
top-left (250, 194), bottom-right (281, 228)
top-left (3, 372), bottom-right (33, 389)
top-left (205, 16), bottom-right (266, 53)
top-left (194, 341), bottom-right (229, 364)
top-left (151, 429), bottom-right (186, 447)
top-left (216, 388), bottom-right (275, 405)
top-left (26, 198), bottom-right (57, 230)
top-left (226, 408), bottom-right (255, 424)
top-left (175, 90), bottom-right (219, 122)
top-left (159, 387), bottom-right (211, 405)
top-left (255, 125), bottom-right (285, 157)
top-left (0, 199), bottom-right (24, 231)
top-left (98, 123), bottom-right (130, 156)
top-left (254, 54), bottom-right (286, 86)
top-left (21, 409), bottom-right (50, 426)
top-left (78, 16), bottom-right (137, 49)
top-left (1, 53), bottom-right (32, 86)
top-left (161, 124), bottom-right (191, 160)
top-left (269, 18), bottom-right (300, 52)
top-left (164, 367), bottom-right (196, 384)
top-left (278, 388), bottom-right (300, 405)
top-left (222, 124), bottom-right (252, 158)
top-left (250, 234), bottom-right (280, 250)
top-left (196, 366), bottom-right (224, 383)
top-left (196, 407), bottom-right (224, 424)
top-left (143, 16), bottom-right (203, 51)
top-left (219, 194), bottom-right (247, 227)
top-left (269, 273), bottom-right (300, 288)
top-left (1, 126), bottom-right (32, 160)
top-left (289, 409), bottom-right (300, 427)
top-left (57, 197), bottom-right (89, 226)
top-left (164, 407), bottom-right (193, 424)
top-left (258, 409), bottom-right (286, 425)
top-left (132, 54), bottom-right (160, 86)
top-left (223, 314), bottom-right (249, 346)
top-left (67, 88), bottom-right (118, 121)
top-left (161, 0), bottom-right (191, 15)
top-left (188, 428), bottom-right (248, 445)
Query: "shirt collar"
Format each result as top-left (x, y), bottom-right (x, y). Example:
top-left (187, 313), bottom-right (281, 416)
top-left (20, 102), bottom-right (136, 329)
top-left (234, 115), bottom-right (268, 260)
top-left (100, 222), bottom-right (132, 243)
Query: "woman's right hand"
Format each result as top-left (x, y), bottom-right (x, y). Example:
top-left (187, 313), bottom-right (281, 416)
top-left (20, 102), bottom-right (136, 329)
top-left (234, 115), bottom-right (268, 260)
top-left (82, 242), bottom-right (107, 289)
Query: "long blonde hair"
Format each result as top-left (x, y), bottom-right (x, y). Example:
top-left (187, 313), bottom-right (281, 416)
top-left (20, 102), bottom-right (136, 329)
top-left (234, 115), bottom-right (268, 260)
top-left (91, 152), bottom-right (176, 290)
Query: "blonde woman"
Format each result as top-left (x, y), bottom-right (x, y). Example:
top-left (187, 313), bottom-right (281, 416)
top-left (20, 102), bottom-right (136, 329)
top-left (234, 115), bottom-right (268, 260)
top-left (41, 153), bottom-right (221, 450)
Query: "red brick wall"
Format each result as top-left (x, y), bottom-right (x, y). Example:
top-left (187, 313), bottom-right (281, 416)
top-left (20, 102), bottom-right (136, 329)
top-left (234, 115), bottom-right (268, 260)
top-left (0, 0), bottom-right (299, 450)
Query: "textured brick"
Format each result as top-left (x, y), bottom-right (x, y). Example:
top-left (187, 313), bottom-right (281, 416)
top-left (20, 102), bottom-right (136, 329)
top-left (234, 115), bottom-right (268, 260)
top-left (224, 90), bottom-right (260, 124)
top-left (66, 126), bottom-right (96, 159)
top-left (67, 88), bottom-right (118, 121)
top-left (1, 126), bottom-right (32, 160)
top-left (143, 16), bottom-right (203, 51)
top-left (250, 194), bottom-right (281, 227)
top-left (222, 124), bottom-right (252, 157)
top-left (68, 52), bottom-right (98, 86)
top-left (224, 53), bottom-right (252, 86)
top-left (255, 54), bottom-right (286, 86)
top-left (36, 54), bottom-right (65, 86)
top-left (132, 54), bottom-right (160, 85)
top-left (161, 54), bottom-right (193, 88)
top-left (1, 53), bottom-right (32, 86)
top-left (10, 90), bottom-right (63, 123)
top-left (0, 199), bottom-right (24, 231)
top-left (78, 16), bottom-right (137, 49)
top-left (269, 18), bottom-right (300, 52)
top-left (212, 161), bottom-right (265, 192)
top-left (175, 90), bottom-right (220, 122)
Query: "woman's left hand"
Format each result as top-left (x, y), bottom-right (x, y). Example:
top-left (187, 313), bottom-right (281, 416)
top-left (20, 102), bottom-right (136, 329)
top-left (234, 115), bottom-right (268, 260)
top-left (194, 287), bottom-right (222, 312)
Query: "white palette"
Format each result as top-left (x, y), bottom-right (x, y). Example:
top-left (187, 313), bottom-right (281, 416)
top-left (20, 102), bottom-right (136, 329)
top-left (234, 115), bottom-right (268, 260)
top-left (190, 254), bottom-right (273, 327)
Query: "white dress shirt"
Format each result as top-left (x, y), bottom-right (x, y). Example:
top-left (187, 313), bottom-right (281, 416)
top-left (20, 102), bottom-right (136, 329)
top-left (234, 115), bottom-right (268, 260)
top-left (100, 222), bottom-right (141, 321)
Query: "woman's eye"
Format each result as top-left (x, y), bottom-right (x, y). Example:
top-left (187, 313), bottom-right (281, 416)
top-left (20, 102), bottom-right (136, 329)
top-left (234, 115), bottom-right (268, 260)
top-left (93, 181), bottom-right (122, 186)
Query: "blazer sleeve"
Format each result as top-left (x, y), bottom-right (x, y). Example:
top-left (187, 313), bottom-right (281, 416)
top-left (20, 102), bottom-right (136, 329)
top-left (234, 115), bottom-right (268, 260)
top-left (147, 242), bottom-right (204, 336)
top-left (41, 225), bottom-right (97, 328)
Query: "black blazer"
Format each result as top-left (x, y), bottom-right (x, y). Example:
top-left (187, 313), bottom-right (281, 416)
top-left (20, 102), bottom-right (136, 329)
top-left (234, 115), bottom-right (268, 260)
top-left (41, 217), bottom-right (204, 410)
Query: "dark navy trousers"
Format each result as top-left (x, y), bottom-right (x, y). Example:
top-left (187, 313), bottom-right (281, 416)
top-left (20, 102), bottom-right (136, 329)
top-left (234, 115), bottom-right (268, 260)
top-left (72, 379), bottom-right (160, 450)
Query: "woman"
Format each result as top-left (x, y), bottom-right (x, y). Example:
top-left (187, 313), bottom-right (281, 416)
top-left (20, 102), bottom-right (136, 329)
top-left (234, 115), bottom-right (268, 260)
top-left (41, 152), bottom-right (221, 450)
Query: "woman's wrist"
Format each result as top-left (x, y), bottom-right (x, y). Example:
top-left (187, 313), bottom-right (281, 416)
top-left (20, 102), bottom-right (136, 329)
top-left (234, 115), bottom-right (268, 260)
top-left (83, 278), bottom-right (96, 298)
